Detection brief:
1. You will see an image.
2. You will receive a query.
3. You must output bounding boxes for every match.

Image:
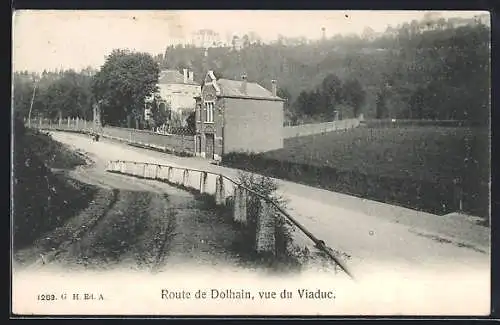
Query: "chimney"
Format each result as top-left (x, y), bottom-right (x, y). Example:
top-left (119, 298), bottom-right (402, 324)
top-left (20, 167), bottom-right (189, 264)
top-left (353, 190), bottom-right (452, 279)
top-left (189, 71), bottom-right (194, 82)
top-left (183, 68), bottom-right (188, 84)
top-left (271, 80), bottom-right (277, 96)
top-left (241, 73), bottom-right (247, 94)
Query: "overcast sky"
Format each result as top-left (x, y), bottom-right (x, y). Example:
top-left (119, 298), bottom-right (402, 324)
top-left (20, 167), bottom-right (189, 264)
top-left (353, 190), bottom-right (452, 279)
top-left (12, 10), bottom-right (485, 73)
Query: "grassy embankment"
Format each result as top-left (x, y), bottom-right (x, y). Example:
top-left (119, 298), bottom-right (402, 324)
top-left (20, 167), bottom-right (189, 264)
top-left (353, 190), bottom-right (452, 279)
top-left (12, 119), bottom-right (96, 251)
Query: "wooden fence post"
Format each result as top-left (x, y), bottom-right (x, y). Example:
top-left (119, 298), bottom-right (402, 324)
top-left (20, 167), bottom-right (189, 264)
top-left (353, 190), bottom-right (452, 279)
top-left (233, 187), bottom-right (247, 225)
top-left (142, 163), bottom-right (147, 178)
top-left (255, 199), bottom-right (276, 255)
top-left (199, 171), bottom-right (207, 194)
top-left (67, 117), bottom-right (70, 128)
top-left (132, 162), bottom-right (137, 175)
top-left (215, 175), bottom-right (225, 205)
top-left (39, 116), bottom-right (42, 128)
top-left (76, 117), bottom-right (79, 129)
top-left (167, 167), bottom-right (173, 182)
top-left (233, 187), bottom-right (241, 222)
top-left (58, 117), bottom-right (62, 127)
top-left (155, 165), bottom-right (160, 179)
top-left (183, 169), bottom-right (189, 187)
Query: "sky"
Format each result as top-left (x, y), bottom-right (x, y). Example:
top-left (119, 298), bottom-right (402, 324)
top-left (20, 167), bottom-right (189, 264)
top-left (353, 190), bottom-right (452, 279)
top-left (12, 10), bottom-right (486, 73)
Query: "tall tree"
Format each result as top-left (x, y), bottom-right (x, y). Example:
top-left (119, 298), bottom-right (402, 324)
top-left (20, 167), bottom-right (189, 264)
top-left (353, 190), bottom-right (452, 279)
top-left (91, 49), bottom-right (160, 127)
top-left (320, 73), bottom-right (343, 118)
top-left (341, 78), bottom-right (366, 118)
top-left (375, 90), bottom-right (388, 119)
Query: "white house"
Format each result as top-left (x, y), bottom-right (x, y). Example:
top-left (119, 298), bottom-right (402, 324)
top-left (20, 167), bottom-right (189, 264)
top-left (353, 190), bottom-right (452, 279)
top-left (156, 69), bottom-right (201, 120)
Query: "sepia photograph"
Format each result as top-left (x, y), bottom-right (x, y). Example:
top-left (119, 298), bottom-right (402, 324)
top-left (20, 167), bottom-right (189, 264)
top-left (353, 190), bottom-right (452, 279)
top-left (11, 10), bottom-right (491, 316)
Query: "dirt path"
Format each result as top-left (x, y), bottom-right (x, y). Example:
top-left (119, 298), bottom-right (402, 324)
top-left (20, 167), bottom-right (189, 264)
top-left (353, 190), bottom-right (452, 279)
top-left (48, 132), bottom-right (490, 275)
top-left (13, 147), bottom-right (245, 274)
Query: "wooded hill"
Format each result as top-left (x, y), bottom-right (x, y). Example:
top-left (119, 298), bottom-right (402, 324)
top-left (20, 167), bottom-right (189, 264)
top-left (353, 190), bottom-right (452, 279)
top-left (158, 15), bottom-right (490, 124)
top-left (13, 14), bottom-right (490, 126)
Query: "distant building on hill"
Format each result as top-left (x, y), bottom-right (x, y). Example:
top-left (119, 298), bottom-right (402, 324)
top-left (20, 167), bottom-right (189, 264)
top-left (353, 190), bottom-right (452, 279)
top-left (191, 29), bottom-right (223, 48)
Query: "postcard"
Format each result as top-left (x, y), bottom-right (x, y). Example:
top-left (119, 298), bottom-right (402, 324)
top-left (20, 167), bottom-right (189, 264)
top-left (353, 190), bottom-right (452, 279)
top-left (11, 9), bottom-right (491, 317)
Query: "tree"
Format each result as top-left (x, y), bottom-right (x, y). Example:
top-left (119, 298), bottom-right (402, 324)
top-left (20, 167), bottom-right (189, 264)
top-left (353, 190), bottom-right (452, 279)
top-left (186, 111), bottom-right (196, 132)
top-left (148, 93), bottom-right (170, 128)
top-left (13, 69), bottom-right (93, 120)
top-left (13, 74), bottom-right (35, 118)
top-left (278, 87), bottom-right (296, 124)
top-left (232, 35), bottom-right (239, 50)
top-left (294, 90), bottom-right (314, 117)
top-left (320, 73), bottom-right (342, 118)
top-left (91, 49), bottom-right (160, 127)
top-left (242, 34), bottom-right (250, 48)
top-left (342, 78), bottom-right (366, 118)
top-left (375, 90), bottom-right (388, 119)
top-left (45, 70), bottom-right (93, 119)
top-left (277, 87), bottom-right (292, 109)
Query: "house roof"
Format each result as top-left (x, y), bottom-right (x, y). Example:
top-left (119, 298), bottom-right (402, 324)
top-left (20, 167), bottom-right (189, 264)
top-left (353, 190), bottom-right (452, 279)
top-left (216, 78), bottom-right (284, 101)
top-left (158, 69), bottom-right (199, 85)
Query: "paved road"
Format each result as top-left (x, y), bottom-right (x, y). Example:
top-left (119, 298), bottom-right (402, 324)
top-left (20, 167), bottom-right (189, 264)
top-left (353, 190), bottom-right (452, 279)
top-left (50, 131), bottom-right (490, 279)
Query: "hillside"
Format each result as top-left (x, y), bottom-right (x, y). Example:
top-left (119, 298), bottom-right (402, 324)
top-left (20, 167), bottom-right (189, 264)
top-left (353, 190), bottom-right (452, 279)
top-left (159, 20), bottom-right (489, 123)
top-left (12, 15), bottom-right (490, 126)
top-left (12, 118), bottom-right (94, 249)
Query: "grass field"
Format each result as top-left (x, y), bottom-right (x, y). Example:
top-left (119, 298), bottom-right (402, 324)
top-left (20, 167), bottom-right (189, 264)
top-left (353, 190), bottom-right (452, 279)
top-left (224, 125), bottom-right (490, 218)
top-left (265, 126), bottom-right (489, 183)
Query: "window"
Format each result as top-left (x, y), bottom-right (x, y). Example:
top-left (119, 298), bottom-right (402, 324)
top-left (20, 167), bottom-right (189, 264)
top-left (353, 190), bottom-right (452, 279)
top-left (204, 101), bottom-right (214, 123)
top-left (196, 104), bottom-right (202, 122)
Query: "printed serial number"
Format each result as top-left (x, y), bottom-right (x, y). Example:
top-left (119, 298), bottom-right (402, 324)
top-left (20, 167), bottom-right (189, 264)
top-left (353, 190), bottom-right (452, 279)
top-left (37, 294), bottom-right (57, 301)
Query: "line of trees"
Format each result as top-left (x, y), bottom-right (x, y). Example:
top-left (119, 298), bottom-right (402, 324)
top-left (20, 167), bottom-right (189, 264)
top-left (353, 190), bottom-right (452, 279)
top-left (13, 50), bottom-right (163, 129)
top-left (13, 13), bottom-right (490, 128)
top-left (13, 68), bottom-right (96, 121)
top-left (156, 14), bottom-right (490, 125)
top-left (287, 74), bottom-right (366, 124)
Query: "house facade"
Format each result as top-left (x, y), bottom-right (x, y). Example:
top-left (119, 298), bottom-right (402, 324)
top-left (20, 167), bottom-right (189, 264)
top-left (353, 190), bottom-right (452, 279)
top-left (194, 71), bottom-right (285, 161)
top-left (156, 69), bottom-right (201, 122)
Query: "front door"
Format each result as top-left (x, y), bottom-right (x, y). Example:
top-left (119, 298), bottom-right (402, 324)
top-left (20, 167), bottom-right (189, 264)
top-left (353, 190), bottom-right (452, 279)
top-left (205, 133), bottom-right (214, 160)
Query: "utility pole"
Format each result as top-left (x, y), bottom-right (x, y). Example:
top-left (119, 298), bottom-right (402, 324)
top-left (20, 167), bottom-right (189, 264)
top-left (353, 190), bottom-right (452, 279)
top-left (27, 77), bottom-right (38, 128)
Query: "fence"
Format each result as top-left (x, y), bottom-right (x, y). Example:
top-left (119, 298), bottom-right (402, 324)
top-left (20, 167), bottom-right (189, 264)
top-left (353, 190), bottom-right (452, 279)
top-left (104, 159), bottom-right (355, 279)
top-left (361, 119), bottom-right (473, 128)
top-left (25, 117), bottom-right (195, 156)
top-left (283, 118), bottom-right (361, 139)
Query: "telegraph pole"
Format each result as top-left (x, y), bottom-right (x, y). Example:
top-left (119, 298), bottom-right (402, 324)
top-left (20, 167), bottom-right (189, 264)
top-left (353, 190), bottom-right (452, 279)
top-left (27, 77), bottom-right (39, 128)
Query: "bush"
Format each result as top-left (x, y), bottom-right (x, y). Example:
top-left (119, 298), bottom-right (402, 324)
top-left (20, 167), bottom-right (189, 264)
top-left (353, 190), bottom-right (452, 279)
top-left (236, 172), bottom-right (306, 266)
